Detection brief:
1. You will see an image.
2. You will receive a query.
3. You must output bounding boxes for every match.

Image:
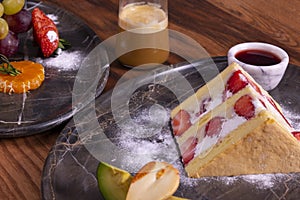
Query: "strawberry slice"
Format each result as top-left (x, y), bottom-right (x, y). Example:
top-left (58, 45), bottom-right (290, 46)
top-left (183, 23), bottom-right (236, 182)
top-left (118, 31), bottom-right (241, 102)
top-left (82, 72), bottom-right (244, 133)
top-left (32, 8), bottom-right (59, 57)
top-left (292, 131), bottom-right (300, 141)
top-left (225, 69), bottom-right (262, 97)
top-left (267, 96), bottom-right (292, 127)
top-left (195, 97), bottom-right (211, 117)
top-left (205, 116), bottom-right (225, 137)
top-left (171, 110), bottom-right (192, 136)
top-left (248, 78), bottom-right (262, 95)
top-left (225, 70), bottom-right (248, 95)
top-left (234, 95), bottom-right (255, 120)
top-left (259, 98), bottom-right (267, 108)
top-left (180, 136), bottom-right (198, 166)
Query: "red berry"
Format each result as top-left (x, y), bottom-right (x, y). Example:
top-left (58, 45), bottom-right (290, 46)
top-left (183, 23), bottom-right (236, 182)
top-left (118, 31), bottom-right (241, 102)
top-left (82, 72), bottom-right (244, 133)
top-left (259, 98), bottom-right (267, 108)
top-left (248, 78), bottom-right (262, 95)
top-left (225, 70), bottom-right (263, 98)
top-left (267, 96), bottom-right (292, 127)
top-left (171, 110), bottom-right (192, 136)
top-left (292, 131), bottom-right (300, 141)
top-left (195, 97), bottom-right (211, 117)
top-left (234, 95), bottom-right (255, 120)
top-left (32, 8), bottom-right (59, 57)
top-left (205, 116), bottom-right (225, 137)
top-left (180, 137), bottom-right (198, 165)
top-left (226, 70), bottom-right (248, 95)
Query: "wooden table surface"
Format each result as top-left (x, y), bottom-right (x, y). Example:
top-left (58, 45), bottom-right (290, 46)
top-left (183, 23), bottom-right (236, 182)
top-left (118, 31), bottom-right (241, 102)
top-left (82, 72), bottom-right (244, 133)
top-left (1, 0), bottom-right (300, 199)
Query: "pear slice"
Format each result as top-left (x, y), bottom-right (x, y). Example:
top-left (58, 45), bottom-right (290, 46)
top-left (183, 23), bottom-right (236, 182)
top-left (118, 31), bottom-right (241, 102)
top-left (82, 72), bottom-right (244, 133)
top-left (126, 161), bottom-right (180, 200)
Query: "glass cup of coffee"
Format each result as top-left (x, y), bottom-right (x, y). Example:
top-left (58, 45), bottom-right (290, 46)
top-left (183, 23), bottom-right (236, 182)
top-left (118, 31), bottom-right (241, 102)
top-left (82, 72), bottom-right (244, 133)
top-left (116, 0), bottom-right (169, 67)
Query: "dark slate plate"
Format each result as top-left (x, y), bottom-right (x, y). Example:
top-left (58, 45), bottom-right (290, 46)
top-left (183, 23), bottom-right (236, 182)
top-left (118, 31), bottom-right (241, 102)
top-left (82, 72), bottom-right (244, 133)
top-left (42, 57), bottom-right (300, 200)
top-left (0, 1), bottom-right (109, 137)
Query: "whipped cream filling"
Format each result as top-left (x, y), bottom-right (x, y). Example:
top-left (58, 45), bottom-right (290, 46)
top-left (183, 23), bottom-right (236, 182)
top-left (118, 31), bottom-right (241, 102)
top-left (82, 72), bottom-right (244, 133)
top-left (194, 113), bottom-right (247, 157)
top-left (194, 96), bottom-right (265, 157)
top-left (189, 92), bottom-right (224, 124)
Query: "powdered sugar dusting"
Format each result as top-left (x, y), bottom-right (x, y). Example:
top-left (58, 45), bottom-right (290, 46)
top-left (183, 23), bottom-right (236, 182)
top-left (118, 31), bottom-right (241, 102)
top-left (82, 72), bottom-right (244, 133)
top-left (33, 14), bottom-right (83, 71)
top-left (282, 106), bottom-right (300, 130)
top-left (110, 97), bottom-right (300, 191)
top-left (239, 174), bottom-right (282, 189)
top-left (35, 50), bottom-right (83, 71)
top-left (46, 14), bottom-right (59, 25)
top-left (46, 30), bottom-right (58, 42)
top-left (118, 135), bottom-right (178, 172)
top-left (201, 173), bottom-right (287, 190)
top-left (115, 108), bottom-right (179, 173)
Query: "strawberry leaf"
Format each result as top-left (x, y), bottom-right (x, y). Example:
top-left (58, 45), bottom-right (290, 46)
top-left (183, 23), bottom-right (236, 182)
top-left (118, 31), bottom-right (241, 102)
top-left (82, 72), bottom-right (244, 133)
top-left (58, 38), bottom-right (71, 50)
top-left (54, 38), bottom-right (71, 56)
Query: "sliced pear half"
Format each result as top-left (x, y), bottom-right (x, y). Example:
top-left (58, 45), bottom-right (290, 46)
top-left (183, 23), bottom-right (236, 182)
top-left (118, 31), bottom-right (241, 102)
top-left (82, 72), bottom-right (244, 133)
top-left (126, 161), bottom-right (180, 200)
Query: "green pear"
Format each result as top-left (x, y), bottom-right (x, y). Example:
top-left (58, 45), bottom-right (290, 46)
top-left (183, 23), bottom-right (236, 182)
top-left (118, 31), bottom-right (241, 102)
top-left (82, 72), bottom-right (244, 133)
top-left (97, 162), bottom-right (132, 200)
top-left (97, 161), bottom-right (189, 200)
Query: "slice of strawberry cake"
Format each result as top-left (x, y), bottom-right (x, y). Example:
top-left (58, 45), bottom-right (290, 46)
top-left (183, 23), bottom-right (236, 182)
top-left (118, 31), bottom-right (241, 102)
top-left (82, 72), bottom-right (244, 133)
top-left (171, 63), bottom-right (300, 177)
top-left (171, 62), bottom-right (282, 137)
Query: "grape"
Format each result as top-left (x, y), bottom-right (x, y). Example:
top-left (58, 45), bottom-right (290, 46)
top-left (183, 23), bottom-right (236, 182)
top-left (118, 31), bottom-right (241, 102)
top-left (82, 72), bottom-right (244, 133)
top-left (0, 31), bottom-right (19, 57)
top-left (2, 0), bottom-right (25, 15)
top-left (0, 3), bottom-right (4, 17)
top-left (0, 18), bottom-right (8, 39)
top-left (3, 9), bottom-right (32, 33)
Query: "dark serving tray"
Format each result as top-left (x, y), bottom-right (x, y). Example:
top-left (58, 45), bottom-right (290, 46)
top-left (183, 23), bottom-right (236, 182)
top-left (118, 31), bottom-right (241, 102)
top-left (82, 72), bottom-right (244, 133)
top-left (42, 56), bottom-right (300, 200)
top-left (0, 0), bottom-right (109, 137)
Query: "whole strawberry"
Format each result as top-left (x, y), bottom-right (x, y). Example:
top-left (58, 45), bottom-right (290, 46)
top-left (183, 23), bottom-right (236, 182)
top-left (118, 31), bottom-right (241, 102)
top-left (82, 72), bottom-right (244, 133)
top-left (32, 8), bottom-right (59, 57)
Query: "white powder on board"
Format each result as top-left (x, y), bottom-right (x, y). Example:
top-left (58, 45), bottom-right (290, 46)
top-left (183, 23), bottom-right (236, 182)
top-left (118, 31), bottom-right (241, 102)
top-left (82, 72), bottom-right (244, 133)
top-left (112, 104), bottom-right (300, 189)
top-left (200, 173), bottom-right (287, 190)
top-left (31, 14), bottom-right (83, 71)
top-left (228, 174), bottom-right (278, 188)
top-left (239, 174), bottom-right (283, 189)
top-left (115, 108), bottom-right (179, 173)
top-left (46, 14), bottom-right (59, 25)
top-left (35, 50), bottom-right (83, 71)
top-left (282, 106), bottom-right (300, 130)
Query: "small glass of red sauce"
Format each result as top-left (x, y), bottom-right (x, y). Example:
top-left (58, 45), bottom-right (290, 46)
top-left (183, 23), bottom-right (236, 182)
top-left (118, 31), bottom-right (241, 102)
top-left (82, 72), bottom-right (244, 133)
top-left (227, 42), bottom-right (289, 91)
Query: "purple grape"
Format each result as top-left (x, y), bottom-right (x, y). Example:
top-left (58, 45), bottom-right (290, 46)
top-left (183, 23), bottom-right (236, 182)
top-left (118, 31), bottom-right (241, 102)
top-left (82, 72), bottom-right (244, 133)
top-left (3, 9), bottom-right (32, 34)
top-left (0, 31), bottom-right (19, 57)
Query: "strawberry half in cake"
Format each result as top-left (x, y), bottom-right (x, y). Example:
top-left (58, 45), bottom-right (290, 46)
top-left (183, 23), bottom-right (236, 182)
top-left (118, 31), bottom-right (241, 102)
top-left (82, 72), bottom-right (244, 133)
top-left (170, 63), bottom-right (300, 178)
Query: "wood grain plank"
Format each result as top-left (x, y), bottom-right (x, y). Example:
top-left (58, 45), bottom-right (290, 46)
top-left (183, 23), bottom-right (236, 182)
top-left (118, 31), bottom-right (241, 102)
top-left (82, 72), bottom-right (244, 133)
top-left (0, 131), bottom-right (59, 200)
top-left (209, 0), bottom-right (300, 65)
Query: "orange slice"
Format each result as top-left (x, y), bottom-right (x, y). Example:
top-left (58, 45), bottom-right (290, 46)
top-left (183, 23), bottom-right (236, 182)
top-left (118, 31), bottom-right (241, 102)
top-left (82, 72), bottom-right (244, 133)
top-left (0, 60), bottom-right (45, 94)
